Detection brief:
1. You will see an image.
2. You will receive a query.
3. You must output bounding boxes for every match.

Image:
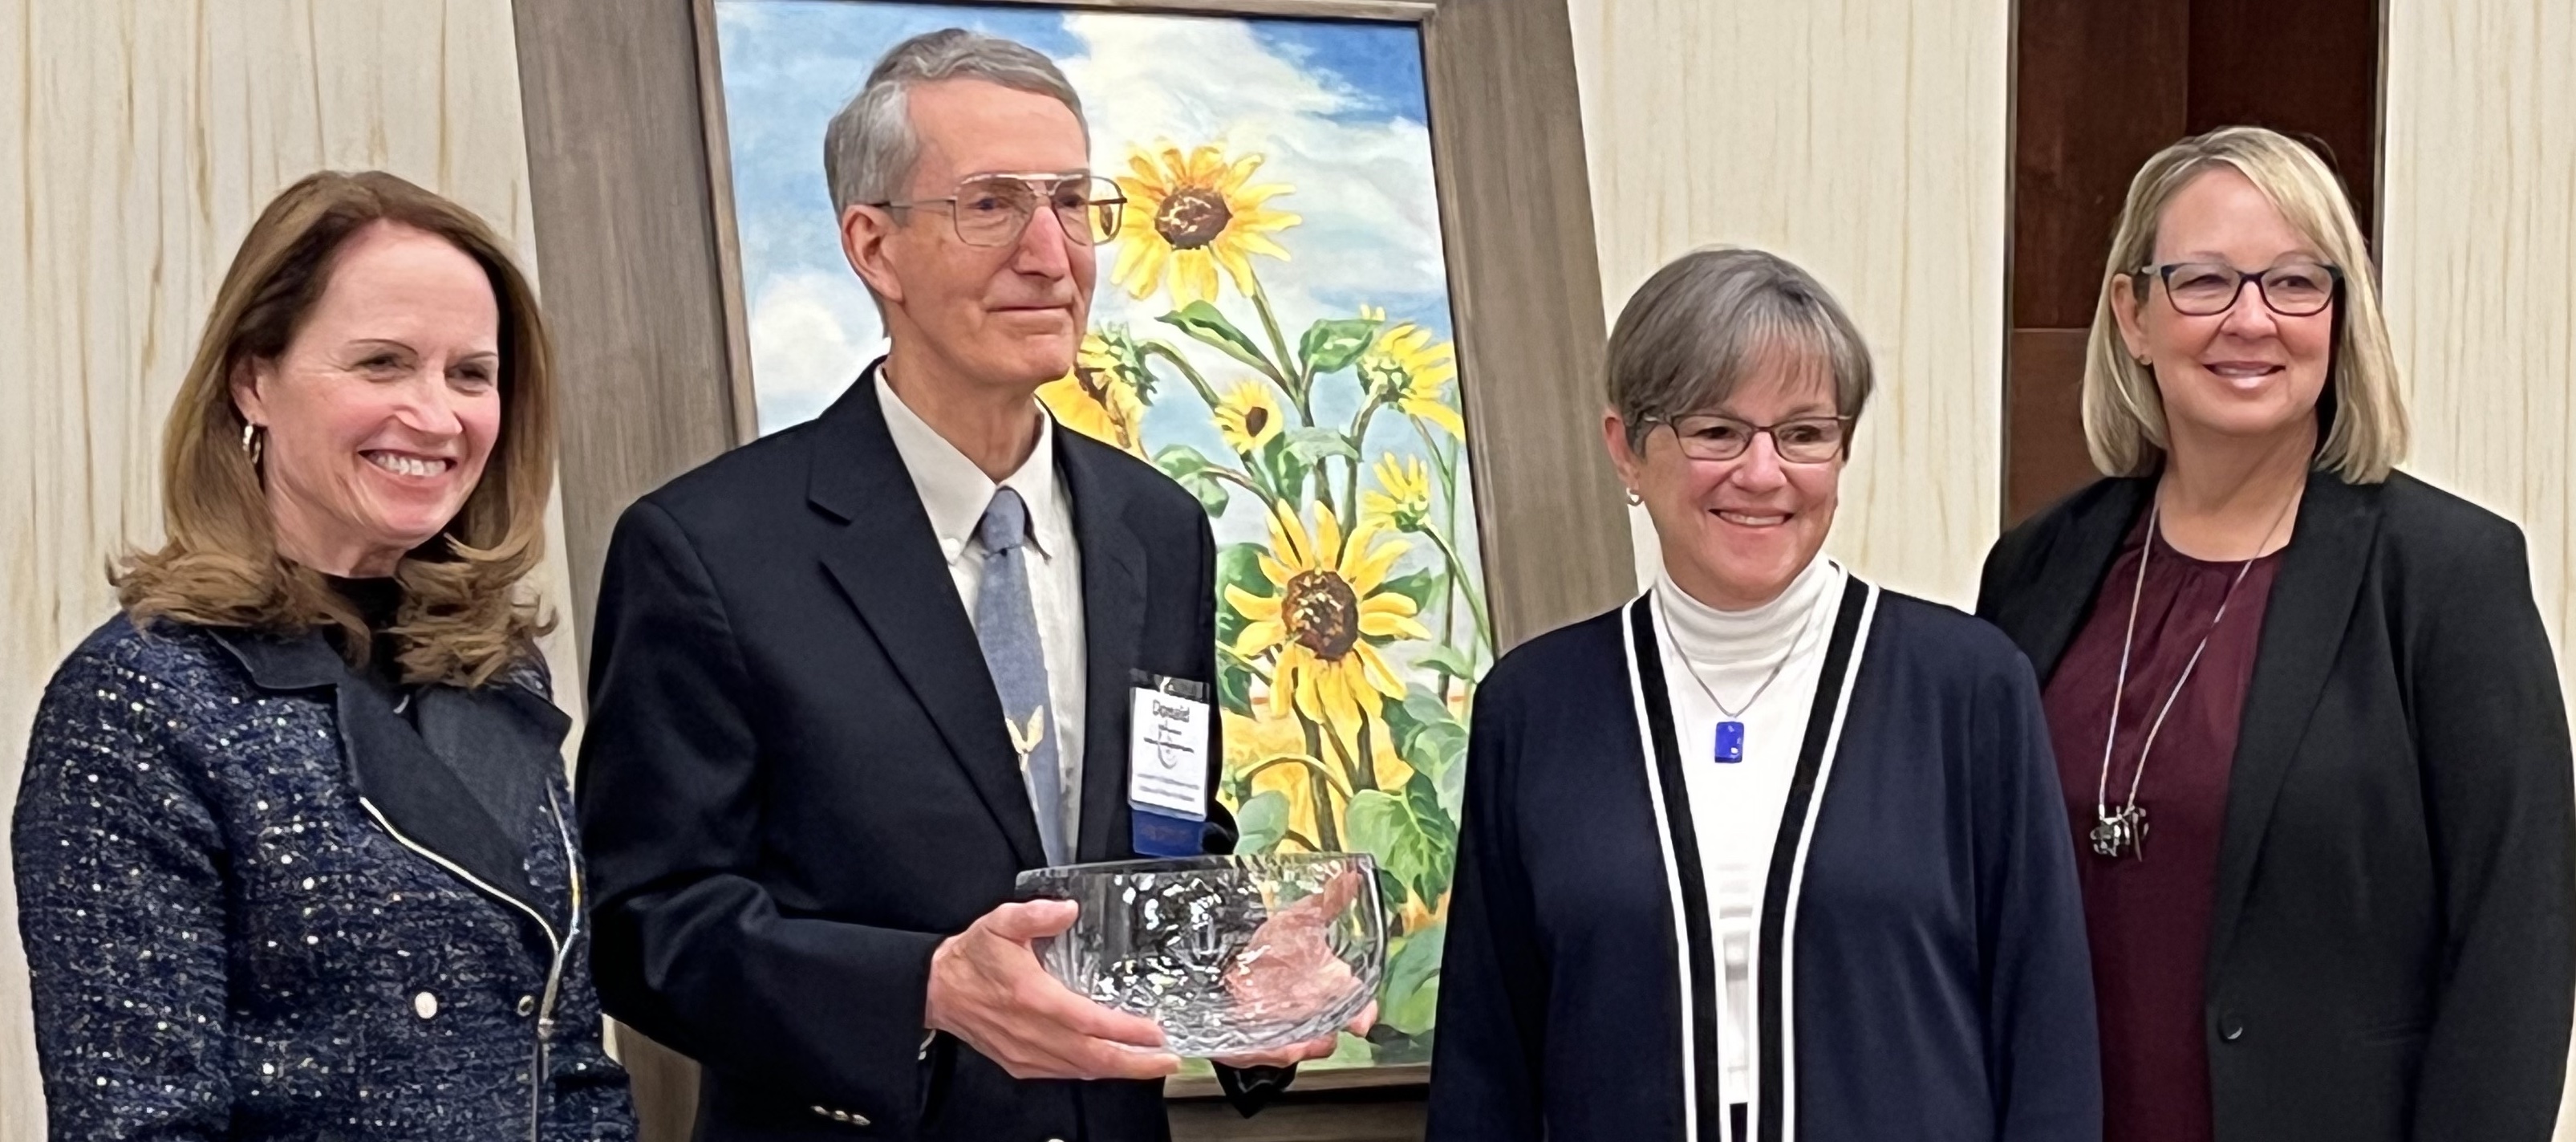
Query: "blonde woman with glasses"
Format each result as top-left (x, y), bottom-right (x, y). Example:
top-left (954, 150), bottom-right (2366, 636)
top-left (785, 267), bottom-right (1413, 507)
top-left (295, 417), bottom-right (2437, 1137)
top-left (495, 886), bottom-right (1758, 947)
top-left (1978, 126), bottom-right (2574, 1142)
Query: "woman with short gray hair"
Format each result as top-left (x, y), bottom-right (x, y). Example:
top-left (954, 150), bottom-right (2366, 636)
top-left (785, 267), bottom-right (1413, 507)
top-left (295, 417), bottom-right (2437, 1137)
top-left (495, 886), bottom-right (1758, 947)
top-left (1428, 247), bottom-right (2100, 1142)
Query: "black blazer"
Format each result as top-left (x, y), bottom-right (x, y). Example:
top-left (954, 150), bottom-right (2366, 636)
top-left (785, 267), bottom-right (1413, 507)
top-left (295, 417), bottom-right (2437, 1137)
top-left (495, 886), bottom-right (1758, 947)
top-left (1977, 470), bottom-right (2575, 1142)
top-left (577, 369), bottom-right (1232, 1141)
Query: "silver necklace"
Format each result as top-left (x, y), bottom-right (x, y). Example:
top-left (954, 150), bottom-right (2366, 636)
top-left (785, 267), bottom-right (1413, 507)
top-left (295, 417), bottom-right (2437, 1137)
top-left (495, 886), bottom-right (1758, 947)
top-left (1656, 587), bottom-right (1816, 763)
top-left (2091, 490), bottom-right (2296, 860)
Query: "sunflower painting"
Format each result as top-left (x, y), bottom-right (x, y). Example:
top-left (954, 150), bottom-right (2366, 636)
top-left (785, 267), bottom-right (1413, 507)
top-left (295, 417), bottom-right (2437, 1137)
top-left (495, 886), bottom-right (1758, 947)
top-left (716, 0), bottom-right (1483, 1070)
top-left (1114, 144), bottom-right (1300, 308)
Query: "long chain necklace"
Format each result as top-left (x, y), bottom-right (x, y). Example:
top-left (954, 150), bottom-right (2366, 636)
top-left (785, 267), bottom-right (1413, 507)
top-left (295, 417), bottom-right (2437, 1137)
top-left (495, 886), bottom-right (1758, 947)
top-left (2091, 489), bottom-right (2297, 860)
top-left (1657, 587), bottom-right (1819, 763)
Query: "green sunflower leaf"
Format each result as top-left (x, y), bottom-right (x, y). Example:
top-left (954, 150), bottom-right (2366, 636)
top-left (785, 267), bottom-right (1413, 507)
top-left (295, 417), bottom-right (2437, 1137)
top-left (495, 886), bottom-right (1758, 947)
top-left (1377, 925), bottom-right (1446, 1034)
top-left (1378, 570), bottom-right (1441, 615)
top-left (1345, 783), bottom-right (1456, 912)
top-left (1434, 740), bottom-right (1468, 823)
top-left (1234, 790), bottom-right (1289, 855)
top-left (1415, 644), bottom-right (1479, 682)
top-left (1153, 443), bottom-right (1211, 478)
top-left (1260, 432), bottom-right (1312, 501)
top-left (1217, 661), bottom-right (1252, 717)
top-left (1158, 302), bottom-right (1273, 375)
top-left (1409, 722), bottom-right (1468, 813)
top-left (1402, 773), bottom-right (1458, 903)
top-left (1153, 444), bottom-right (1231, 516)
top-left (1284, 426), bottom-right (1357, 465)
top-left (1298, 316), bottom-right (1381, 377)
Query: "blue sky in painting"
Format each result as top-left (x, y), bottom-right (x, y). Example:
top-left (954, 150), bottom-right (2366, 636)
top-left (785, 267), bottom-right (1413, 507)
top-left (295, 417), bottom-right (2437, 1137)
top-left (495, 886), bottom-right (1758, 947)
top-left (712, 1), bottom-right (1473, 616)
top-left (1247, 18), bottom-right (1427, 125)
top-left (712, 0), bottom-right (1449, 432)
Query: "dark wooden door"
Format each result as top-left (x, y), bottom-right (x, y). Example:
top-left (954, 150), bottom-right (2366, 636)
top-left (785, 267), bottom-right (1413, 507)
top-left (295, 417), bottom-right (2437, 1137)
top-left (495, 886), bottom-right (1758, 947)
top-left (2006, 0), bottom-right (2382, 524)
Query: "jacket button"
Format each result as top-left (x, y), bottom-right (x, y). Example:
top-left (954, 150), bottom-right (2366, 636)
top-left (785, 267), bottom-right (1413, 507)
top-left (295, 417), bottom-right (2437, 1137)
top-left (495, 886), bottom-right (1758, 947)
top-left (517, 995), bottom-right (538, 1018)
top-left (2219, 1013), bottom-right (2244, 1041)
top-left (412, 991), bottom-right (438, 1019)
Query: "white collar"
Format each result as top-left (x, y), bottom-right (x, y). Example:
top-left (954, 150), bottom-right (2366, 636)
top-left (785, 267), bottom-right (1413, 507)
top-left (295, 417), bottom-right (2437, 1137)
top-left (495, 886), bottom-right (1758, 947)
top-left (874, 366), bottom-right (1066, 565)
top-left (1655, 553), bottom-right (1839, 663)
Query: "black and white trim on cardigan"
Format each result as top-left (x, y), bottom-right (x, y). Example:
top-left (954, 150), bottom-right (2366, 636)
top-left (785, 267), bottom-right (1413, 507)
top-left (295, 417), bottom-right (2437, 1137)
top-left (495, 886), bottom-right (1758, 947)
top-left (1621, 575), bottom-right (1878, 1142)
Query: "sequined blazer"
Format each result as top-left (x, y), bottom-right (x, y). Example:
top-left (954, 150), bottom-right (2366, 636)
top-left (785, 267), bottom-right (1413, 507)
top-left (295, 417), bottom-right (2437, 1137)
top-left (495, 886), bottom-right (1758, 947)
top-left (12, 616), bottom-right (635, 1141)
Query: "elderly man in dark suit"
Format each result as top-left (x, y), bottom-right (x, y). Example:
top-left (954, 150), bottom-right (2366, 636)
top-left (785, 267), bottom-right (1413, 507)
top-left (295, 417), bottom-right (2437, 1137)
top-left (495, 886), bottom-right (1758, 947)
top-left (576, 28), bottom-right (1337, 1142)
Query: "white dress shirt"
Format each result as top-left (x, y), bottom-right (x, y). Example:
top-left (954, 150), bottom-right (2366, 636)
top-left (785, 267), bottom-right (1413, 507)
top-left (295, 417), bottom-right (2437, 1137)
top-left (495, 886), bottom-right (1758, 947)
top-left (876, 372), bottom-right (1089, 853)
top-left (1652, 553), bottom-right (1846, 1108)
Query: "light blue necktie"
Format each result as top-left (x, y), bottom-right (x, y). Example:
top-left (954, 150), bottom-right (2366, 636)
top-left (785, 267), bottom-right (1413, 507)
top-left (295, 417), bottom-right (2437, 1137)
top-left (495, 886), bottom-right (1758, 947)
top-left (974, 488), bottom-right (1067, 866)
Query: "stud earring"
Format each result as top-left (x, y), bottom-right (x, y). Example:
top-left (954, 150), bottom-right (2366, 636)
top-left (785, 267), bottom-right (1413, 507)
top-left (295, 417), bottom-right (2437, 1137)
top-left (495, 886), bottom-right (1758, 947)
top-left (240, 422), bottom-right (263, 465)
top-left (1624, 488), bottom-right (1643, 506)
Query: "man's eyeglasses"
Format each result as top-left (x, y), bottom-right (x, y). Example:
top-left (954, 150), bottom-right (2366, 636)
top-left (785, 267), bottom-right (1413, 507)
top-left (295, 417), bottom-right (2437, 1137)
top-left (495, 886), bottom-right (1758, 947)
top-left (871, 173), bottom-right (1126, 247)
top-left (1641, 413), bottom-right (1853, 464)
top-left (2136, 260), bottom-right (2343, 318)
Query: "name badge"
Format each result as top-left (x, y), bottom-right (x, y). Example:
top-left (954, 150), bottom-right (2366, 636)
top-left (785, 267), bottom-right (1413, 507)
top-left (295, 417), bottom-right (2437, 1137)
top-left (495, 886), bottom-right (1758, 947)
top-left (1128, 672), bottom-right (1211, 858)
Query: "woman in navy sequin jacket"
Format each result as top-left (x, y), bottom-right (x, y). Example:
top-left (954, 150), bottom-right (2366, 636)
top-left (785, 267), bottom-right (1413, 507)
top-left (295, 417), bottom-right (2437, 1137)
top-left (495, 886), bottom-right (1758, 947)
top-left (11, 171), bottom-right (633, 1140)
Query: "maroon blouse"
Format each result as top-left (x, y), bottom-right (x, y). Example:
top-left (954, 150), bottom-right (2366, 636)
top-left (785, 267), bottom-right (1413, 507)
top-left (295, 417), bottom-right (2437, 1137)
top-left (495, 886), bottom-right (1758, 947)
top-left (2041, 514), bottom-right (2282, 1142)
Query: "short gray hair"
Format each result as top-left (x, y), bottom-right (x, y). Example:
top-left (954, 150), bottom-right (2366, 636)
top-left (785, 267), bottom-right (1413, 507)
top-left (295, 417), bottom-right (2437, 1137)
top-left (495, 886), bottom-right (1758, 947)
top-left (1606, 247), bottom-right (1876, 449)
top-left (822, 29), bottom-right (1087, 216)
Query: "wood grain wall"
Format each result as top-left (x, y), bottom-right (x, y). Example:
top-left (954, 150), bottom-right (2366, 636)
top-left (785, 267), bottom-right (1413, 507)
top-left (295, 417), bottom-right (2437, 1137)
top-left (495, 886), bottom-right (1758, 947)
top-left (2378, 12), bottom-right (2576, 1132)
top-left (1565, 0), bottom-right (2014, 607)
top-left (0, 2), bottom-right (581, 1137)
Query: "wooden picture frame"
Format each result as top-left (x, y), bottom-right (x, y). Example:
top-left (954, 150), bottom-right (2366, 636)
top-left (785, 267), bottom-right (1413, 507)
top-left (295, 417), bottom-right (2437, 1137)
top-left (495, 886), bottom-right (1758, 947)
top-left (511, 0), bottom-right (1621, 1135)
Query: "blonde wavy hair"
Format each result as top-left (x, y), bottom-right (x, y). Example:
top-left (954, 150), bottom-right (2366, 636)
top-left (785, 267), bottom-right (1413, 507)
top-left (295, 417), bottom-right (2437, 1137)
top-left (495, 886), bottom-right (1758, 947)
top-left (2083, 126), bottom-right (2409, 482)
top-left (117, 170), bottom-right (557, 689)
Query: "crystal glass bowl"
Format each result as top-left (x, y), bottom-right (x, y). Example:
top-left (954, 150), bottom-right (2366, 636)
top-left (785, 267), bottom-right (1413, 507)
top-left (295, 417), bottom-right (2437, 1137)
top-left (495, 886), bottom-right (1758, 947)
top-left (1014, 852), bottom-right (1385, 1057)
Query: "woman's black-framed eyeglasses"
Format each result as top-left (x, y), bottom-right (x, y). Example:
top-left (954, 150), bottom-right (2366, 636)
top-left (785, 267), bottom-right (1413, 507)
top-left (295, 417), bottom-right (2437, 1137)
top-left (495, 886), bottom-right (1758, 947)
top-left (2135, 260), bottom-right (2343, 317)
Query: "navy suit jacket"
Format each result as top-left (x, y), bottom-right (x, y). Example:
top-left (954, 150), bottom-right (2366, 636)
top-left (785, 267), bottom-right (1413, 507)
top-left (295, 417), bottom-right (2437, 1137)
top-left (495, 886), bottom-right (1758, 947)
top-left (578, 367), bottom-right (1234, 1140)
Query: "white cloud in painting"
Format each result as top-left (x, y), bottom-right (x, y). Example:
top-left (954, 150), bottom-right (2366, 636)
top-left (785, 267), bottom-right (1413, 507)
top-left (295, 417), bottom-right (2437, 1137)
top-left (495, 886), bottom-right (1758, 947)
top-left (745, 270), bottom-right (885, 432)
top-left (1057, 14), bottom-right (1450, 323)
top-left (734, 8), bottom-right (1454, 433)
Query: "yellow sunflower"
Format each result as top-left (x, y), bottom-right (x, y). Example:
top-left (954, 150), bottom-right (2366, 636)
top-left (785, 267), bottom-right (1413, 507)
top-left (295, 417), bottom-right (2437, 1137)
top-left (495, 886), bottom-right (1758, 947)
top-left (1356, 311), bottom-right (1464, 439)
top-left (1112, 143), bottom-right (1300, 307)
top-left (1036, 333), bottom-right (1147, 456)
top-left (1360, 453), bottom-right (1433, 533)
top-left (1227, 502), bottom-right (1431, 749)
top-left (1212, 381), bottom-right (1284, 455)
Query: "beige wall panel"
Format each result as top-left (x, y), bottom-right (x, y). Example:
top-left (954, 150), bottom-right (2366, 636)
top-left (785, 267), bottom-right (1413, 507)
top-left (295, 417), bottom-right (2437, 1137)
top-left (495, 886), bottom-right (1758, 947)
top-left (0, 2), bottom-right (577, 1136)
top-left (1565, 0), bottom-right (2013, 607)
top-left (2380, 0), bottom-right (2576, 697)
top-left (2379, 7), bottom-right (2576, 1135)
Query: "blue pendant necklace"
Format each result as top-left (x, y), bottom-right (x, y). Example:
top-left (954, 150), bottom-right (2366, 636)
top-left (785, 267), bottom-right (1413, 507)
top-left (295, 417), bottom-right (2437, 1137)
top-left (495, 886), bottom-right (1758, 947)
top-left (1657, 590), bottom-right (1811, 762)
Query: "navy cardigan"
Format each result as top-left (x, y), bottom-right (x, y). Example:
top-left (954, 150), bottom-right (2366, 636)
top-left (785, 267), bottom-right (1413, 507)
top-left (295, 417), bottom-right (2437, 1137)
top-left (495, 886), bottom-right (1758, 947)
top-left (12, 616), bottom-right (634, 1140)
top-left (1428, 583), bottom-right (2100, 1142)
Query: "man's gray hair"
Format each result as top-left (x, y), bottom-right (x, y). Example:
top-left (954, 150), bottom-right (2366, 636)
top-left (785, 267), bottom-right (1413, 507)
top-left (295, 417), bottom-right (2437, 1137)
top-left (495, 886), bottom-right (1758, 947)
top-left (822, 28), bottom-right (1087, 216)
top-left (1606, 246), bottom-right (1876, 448)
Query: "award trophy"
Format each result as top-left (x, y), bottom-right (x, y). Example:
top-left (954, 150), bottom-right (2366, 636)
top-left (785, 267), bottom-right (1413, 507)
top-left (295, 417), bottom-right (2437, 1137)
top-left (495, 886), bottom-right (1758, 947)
top-left (1015, 851), bottom-right (1386, 1056)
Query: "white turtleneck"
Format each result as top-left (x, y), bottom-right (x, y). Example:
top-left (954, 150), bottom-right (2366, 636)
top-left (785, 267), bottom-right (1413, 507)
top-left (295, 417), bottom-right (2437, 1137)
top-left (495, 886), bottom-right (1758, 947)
top-left (1651, 553), bottom-right (1847, 1109)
